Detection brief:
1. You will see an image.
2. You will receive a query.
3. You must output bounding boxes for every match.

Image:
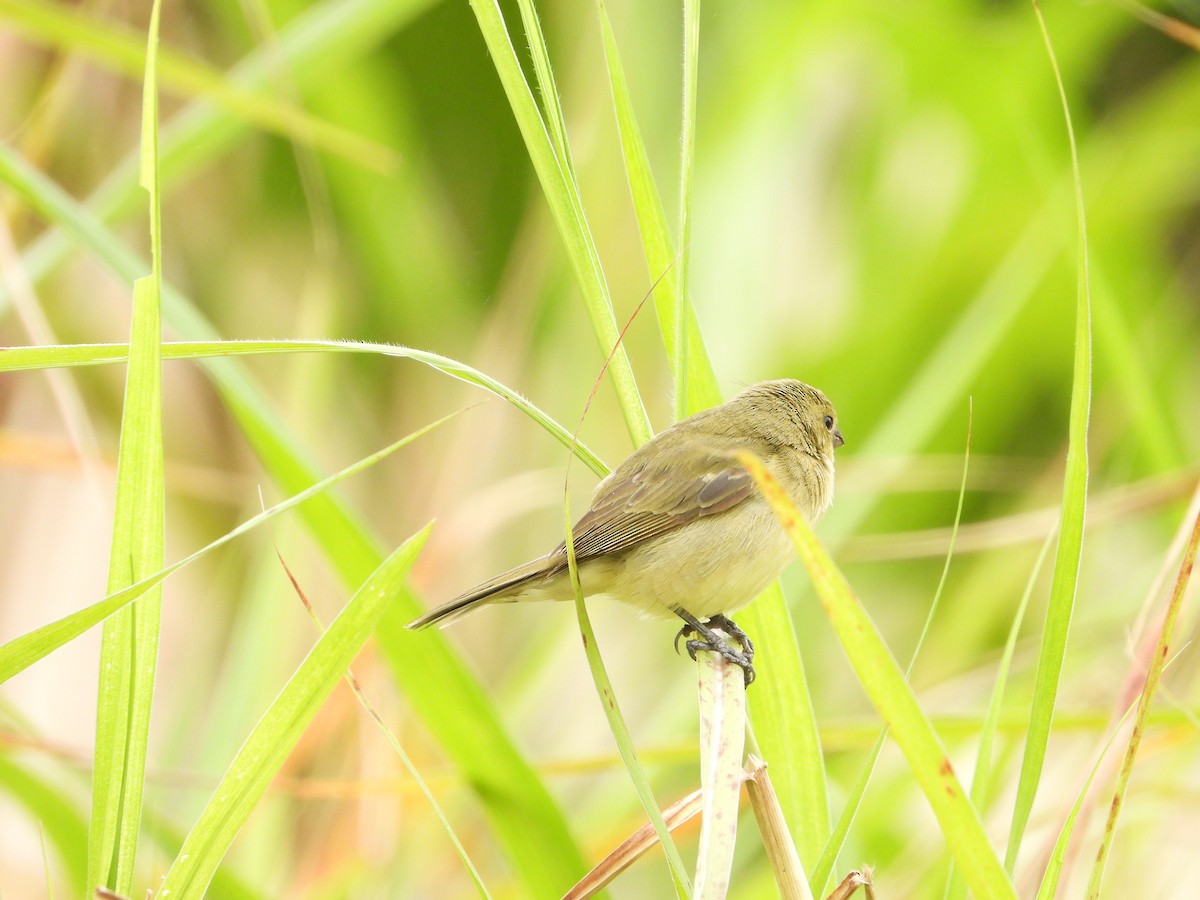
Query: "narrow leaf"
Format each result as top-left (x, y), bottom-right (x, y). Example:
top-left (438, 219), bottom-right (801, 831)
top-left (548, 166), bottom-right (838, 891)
top-left (738, 452), bottom-right (1015, 900)
top-left (88, 4), bottom-right (165, 890)
top-left (466, 0), bottom-right (652, 447)
top-left (1005, 6), bottom-right (1092, 872)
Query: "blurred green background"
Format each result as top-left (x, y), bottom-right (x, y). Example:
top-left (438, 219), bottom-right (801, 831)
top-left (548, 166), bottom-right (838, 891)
top-left (0, 0), bottom-right (1197, 896)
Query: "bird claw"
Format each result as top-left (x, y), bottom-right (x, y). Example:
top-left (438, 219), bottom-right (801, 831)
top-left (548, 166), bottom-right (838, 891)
top-left (673, 613), bottom-right (756, 686)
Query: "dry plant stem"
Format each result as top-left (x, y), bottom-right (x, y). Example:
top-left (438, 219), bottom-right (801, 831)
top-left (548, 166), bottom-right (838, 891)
top-left (563, 790), bottom-right (703, 900)
top-left (694, 636), bottom-right (746, 899)
top-left (825, 869), bottom-right (875, 900)
top-left (744, 756), bottom-right (813, 900)
top-left (1086, 499), bottom-right (1200, 897)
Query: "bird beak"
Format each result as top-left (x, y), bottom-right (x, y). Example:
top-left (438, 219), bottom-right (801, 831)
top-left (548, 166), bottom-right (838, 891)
top-left (833, 429), bottom-right (844, 448)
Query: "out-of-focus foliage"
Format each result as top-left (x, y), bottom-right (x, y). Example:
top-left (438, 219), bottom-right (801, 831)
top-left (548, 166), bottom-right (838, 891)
top-left (0, 0), bottom-right (1197, 896)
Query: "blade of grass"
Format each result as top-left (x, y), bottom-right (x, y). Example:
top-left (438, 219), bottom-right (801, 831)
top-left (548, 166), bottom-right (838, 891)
top-left (944, 531), bottom-right (1055, 900)
top-left (0, 0), bottom-right (395, 172)
top-left (466, 0), bottom-right (652, 447)
top-left (563, 497), bottom-right (691, 896)
top-left (513, 0), bottom-right (572, 176)
top-left (738, 452), bottom-right (1015, 900)
top-left (1085, 504), bottom-right (1200, 897)
top-left (0, 340), bottom-right (607, 479)
top-left (0, 415), bottom-right (453, 683)
top-left (156, 525), bottom-right (432, 898)
top-left (88, 5), bottom-right (165, 890)
top-left (1005, 4), bottom-right (1092, 872)
top-left (812, 409), bottom-right (973, 893)
top-left (597, 2), bottom-right (720, 414)
top-left (674, 0), bottom-right (700, 422)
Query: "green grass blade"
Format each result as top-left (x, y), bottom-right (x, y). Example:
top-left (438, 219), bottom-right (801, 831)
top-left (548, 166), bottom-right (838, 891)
top-left (0, 0), bottom-right (395, 172)
top-left (674, 0), bottom-right (700, 422)
top-left (1085, 505), bottom-right (1200, 897)
top-left (0, 416), bottom-right (453, 683)
top-left (563, 501), bottom-right (691, 897)
top-left (1004, 6), bottom-right (1093, 873)
top-left (0, 339), bottom-right (607, 479)
top-left (513, 0), bottom-right (572, 175)
top-left (466, 0), bottom-right (651, 447)
top-left (87, 5), bottom-right (165, 889)
top-left (739, 452), bottom-right (1014, 900)
top-left (596, 3), bottom-right (720, 414)
top-left (156, 525), bottom-right (432, 898)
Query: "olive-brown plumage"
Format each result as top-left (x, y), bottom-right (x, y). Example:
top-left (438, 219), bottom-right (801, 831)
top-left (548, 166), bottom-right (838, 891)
top-left (408, 380), bottom-right (842, 682)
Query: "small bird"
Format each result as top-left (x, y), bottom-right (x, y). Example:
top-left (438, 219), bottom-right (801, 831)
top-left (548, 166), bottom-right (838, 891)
top-left (408, 379), bottom-right (843, 685)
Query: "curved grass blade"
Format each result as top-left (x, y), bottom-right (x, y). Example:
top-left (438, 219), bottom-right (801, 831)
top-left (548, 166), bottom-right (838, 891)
top-left (0, 0), bottom-right (395, 172)
top-left (738, 452), bottom-right (1014, 900)
top-left (0, 340), bottom-right (607, 478)
top-left (1005, 5), bottom-right (1092, 872)
top-left (88, 6), bottom-right (165, 889)
top-left (0, 348), bottom-right (594, 892)
top-left (156, 526), bottom-right (432, 898)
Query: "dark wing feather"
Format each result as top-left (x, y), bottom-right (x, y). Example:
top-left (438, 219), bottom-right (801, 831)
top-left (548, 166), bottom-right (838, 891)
top-left (562, 446), bottom-right (756, 563)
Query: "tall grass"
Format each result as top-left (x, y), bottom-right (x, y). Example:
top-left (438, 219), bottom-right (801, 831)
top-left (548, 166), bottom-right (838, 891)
top-left (0, 0), bottom-right (1197, 897)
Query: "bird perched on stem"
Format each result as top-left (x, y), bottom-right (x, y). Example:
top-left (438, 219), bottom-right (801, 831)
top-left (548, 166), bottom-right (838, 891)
top-left (408, 379), bottom-right (843, 686)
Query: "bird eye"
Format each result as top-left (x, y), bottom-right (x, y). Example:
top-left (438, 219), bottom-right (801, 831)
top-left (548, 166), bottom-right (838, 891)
top-left (823, 415), bottom-right (834, 430)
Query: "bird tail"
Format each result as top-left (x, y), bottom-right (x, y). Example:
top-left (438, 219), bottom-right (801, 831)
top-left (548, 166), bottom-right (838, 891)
top-left (405, 555), bottom-right (556, 630)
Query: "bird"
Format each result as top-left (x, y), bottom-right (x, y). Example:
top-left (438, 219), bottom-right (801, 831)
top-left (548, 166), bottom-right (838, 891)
top-left (407, 379), bottom-right (843, 685)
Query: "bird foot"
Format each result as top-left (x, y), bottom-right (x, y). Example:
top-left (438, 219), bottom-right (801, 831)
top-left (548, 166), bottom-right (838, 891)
top-left (673, 611), bottom-right (755, 686)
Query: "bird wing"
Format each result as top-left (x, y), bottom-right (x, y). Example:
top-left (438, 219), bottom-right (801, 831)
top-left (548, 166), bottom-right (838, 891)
top-left (560, 443), bottom-right (758, 563)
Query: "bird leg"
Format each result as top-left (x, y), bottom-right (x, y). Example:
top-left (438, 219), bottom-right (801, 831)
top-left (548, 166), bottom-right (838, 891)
top-left (673, 609), bottom-right (756, 686)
